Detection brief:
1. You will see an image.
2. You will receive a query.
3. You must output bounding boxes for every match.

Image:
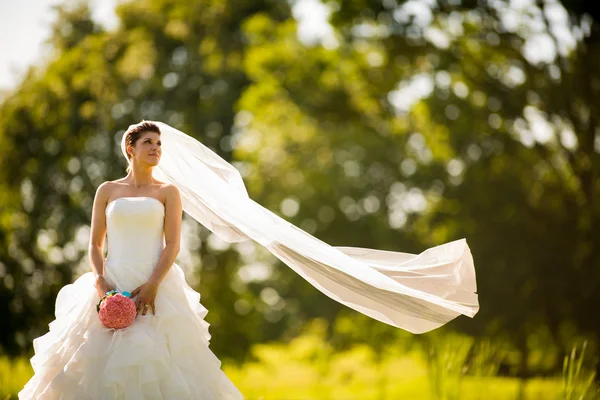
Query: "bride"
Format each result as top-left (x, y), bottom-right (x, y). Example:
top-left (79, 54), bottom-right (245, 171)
top-left (19, 120), bottom-right (479, 399)
top-left (19, 121), bottom-right (244, 399)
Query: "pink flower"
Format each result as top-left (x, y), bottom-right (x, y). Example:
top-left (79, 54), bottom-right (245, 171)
top-left (98, 293), bottom-right (137, 329)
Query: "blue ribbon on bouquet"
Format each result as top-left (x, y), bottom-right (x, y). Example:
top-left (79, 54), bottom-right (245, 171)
top-left (96, 290), bottom-right (132, 313)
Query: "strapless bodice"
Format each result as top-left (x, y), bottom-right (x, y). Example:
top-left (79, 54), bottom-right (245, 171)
top-left (104, 197), bottom-right (166, 291)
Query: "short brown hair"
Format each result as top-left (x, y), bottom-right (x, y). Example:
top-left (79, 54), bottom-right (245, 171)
top-left (124, 120), bottom-right (161, 172)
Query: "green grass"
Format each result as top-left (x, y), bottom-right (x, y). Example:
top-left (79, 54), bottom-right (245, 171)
top-left (1, 326), bottom-right (597, 400)
top-left (222, 338), bottom-right (564, 400)
top-left (0, 355), bottom-right (32, 399)
top-left (561, 341), bottom-right (599, 400)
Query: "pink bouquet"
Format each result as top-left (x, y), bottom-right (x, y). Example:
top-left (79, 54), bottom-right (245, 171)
top-left (96, 290), bottom-right (137, 329)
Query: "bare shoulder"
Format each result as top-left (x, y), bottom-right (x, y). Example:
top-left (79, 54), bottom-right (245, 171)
top-left (100, 179), bottom-right (126, 193)
top-left (92, 181), bottom-right (116, 211)
top-left (159, 184), bottom-right (181, 208)
top-left (161, 183), bottom-right (181, 200)
top-left (95, 181), bottom-right (115, 197)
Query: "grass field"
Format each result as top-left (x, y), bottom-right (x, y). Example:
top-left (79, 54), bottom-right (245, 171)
top-left (0, 352), bottom-right (568, 399)
top-left (2, 321), bottom-right (597, 399)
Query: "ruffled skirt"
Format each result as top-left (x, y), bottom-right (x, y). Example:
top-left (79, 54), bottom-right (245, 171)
top-left (18, 263), bottom-right (244, 400)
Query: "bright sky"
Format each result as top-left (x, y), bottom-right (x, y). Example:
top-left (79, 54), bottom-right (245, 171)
top-left (0, 0), bottom-right (333, 92)
top-left (0, 0), bottom-right (570, 99)
top-left (0, 0), bottom-right (119, 91)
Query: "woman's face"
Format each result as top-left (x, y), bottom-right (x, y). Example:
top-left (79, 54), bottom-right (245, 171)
top-left (130, 131), bottom-right (161, 166)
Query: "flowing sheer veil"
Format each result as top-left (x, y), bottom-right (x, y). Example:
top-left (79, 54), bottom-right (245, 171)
top-left (121, 121), bottom-right (479, 334)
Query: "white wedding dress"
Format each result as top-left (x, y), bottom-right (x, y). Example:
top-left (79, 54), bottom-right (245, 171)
top-left (19, 196), bottom-right (244, 399)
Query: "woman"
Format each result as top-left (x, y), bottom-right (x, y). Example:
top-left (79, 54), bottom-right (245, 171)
top-left (19, 121), bottom-right (244, 399)
top-left (20, 119), bottom-right (478, 398)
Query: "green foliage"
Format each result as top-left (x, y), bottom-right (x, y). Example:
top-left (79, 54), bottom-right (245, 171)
top-left (323, 0), bottom-right (600, 356)
top-left (0, 0), bottom-right (599, 383)
top-left (0, 355), bottom-right (31, 399)
top-left (424, 331), bottom-right (474, 400)
top-left (0, 323), bottom-right (575, 399)
top-left (0, 0), bottom-right (292, 359)
top-left (562, 341), bottom-right (599, 400)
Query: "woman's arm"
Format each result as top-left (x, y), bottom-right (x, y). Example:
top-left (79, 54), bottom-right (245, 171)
top-left (131, 185), bottom-right (182, 315)
top-left (147, 184), bottom-right (182, 286)
top-left (89, 182), bottom-right (114, 296)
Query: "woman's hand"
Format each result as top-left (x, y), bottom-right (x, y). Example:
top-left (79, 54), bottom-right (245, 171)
top-left (94, 275), bottom-right (115, 299)
top-left (131, 280), bottom-right (159, 316)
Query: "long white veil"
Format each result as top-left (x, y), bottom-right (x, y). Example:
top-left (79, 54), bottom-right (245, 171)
top-left (121, 121), bottom-right (479, 334)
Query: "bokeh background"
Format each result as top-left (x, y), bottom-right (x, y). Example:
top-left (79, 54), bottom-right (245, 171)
top-left (0, 0), bottom-right (599, 398)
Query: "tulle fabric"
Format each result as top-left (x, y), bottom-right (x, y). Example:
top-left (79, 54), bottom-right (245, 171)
top-left (144, 121), bottom-right (479, 333)
top-left (18, 264), bottom-right (243, 400)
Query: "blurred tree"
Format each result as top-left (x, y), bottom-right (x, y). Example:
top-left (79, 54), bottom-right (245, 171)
top-left (0, 0), bottom-right (598, 380)
top-left (0, 0), bottom-right (291, 361)
top-left (320, 0), bottom-right (599, 375)
top-left (0, 3), bottom-right (113, 356)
